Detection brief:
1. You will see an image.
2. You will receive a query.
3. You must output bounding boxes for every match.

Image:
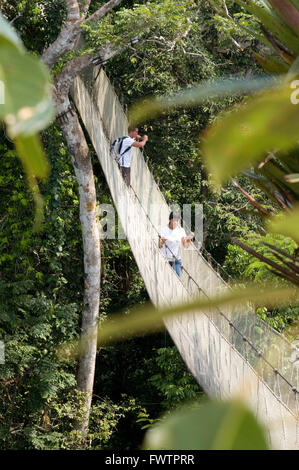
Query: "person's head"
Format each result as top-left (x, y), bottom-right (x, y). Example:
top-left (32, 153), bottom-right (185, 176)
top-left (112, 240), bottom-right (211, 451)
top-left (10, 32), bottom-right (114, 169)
top-left (169, 212), bottom-right (180, 229)
top-left (128, 125), bottom-right (139, 139)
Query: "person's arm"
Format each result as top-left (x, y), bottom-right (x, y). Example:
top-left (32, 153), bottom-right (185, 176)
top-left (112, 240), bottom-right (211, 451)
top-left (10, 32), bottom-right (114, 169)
top-left (132, 134), bottom-right (148, 148)
top-left (182, 232), bottom-right (194, 247)
top-left (159, 236), bottom-right (167, 249)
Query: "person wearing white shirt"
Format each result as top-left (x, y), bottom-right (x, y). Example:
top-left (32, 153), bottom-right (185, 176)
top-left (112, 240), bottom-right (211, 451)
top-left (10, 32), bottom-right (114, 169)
top-left (118, 126), bottom-right (148, 186)
top-left (159, 212), bottom-right (194, 277)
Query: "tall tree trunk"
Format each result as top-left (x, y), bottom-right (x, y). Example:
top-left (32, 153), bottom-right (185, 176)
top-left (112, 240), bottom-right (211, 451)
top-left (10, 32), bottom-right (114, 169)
top-left (57, 94), bottom-right (101, 436)
top-left (40, 0), bottom-right (126, 441)
top-left (51, 32), bottom-right (121, 441)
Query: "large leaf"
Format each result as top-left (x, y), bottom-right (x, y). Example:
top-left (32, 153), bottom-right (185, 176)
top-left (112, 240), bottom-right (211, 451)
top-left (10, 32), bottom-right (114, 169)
top-left (0, 46), bottom-right (54, 138)
top-left (143, 399), bottom-right (268, 450)
top-left (235, 0), bottom-right (299, 55)
top-left (268, 205), bottom-right (299, 242)
top-left (253, 53), bottom-right (289, 75)
top-left (0, 13), bottom-right (54, 227)
top-left (128, 76), bottom-right (277, 125)
top-left (202, 83), bottom-right (299, 187)
top-left (268, 0), bottom-right (299, 36)
top-left (0, 13), bottom-right (24, 52)
top-left (0, 13), bottom-right (54, 139)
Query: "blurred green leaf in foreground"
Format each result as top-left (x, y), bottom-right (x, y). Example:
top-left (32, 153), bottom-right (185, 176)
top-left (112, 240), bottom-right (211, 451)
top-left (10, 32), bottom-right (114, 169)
top-left (143, 399), bottom-right (268, 450)
top-left (0, 13), bottom-right (54, 228)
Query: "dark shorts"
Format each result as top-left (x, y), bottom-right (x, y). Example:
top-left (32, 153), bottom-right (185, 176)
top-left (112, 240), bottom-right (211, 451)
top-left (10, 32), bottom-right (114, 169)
top-left (118, 164), bottom-right (130, 187)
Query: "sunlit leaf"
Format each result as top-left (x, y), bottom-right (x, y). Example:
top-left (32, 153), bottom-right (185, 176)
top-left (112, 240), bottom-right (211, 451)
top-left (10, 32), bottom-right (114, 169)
top-left (14, 135), bottom-right (49, 229)
top-left (286, 55), bottom-right (299, 81)
top-left (202, 84), bottom-right (299, 187)
top-left (143, 399), bottom-right (268, 450)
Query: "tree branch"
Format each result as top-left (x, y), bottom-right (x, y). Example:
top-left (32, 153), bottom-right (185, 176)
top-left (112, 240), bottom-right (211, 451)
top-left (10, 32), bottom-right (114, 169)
top-left (42, 0), bottom-right (83, 68)
top-left (231, 178), bottom-right (271, 216)
top-left (55, 43), bottom-right (122, 107)
top-left (65, 0), bottom-right (81, 22)
top-left (85, 0), bottom-right (123, 23)
top-left (79, 0), bottom-right (92, 16)
top-left (221, 0), bottom-right (247, 51)
top-left (232, 238), bottom-right (299, 286)
top-left (55, 54), bottom-right (93, 106)
top-left (262, 242), bottom-right (299, 264)
top-left (180, 44), bottom-right (216, 65)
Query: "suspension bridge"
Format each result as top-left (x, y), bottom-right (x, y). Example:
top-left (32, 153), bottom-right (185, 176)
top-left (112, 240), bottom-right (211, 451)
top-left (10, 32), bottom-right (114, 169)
top-left (72, 65), bottom-right (298, 450)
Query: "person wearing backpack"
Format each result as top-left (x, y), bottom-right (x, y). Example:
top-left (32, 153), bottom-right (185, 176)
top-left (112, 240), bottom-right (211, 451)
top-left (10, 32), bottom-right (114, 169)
top-left (110, 126), bottom-right (148, 187)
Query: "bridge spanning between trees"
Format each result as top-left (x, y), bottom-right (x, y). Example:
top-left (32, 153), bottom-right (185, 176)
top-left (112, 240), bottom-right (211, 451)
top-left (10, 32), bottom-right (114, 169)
top-left (72, 66), bottom-right (298, 450)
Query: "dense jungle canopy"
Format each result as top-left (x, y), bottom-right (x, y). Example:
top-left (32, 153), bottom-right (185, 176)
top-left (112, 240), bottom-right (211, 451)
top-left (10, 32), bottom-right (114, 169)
top-left (0, 0), bottom-right (298, 450)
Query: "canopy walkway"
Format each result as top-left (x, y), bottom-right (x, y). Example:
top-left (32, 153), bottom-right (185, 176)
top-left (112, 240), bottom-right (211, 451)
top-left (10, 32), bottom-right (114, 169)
top-left (72, 66), bottom-right (298, 449)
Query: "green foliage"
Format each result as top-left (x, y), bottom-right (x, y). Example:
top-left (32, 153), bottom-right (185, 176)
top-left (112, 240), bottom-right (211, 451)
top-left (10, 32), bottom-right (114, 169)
top-left (82, 0), bottom-right (197, 51)
top-left (147, 347), bottom-right (203, 407)
top-left (256, 305), bottom-right (299, 336)
top-left (1, 0), bottom-right (297, 452)
top-left (213, 11), bottom-right (262, 44)
top-left (1, 0), bottom-right (66, 55)
top-left (268, 206), bottom-right (299, 243)
top-left (0, 126), bottom-right (82, 449)
top-left (224, 232), bottom-right (297, 283)
top-left (224, 231), bottom-right (298, 332)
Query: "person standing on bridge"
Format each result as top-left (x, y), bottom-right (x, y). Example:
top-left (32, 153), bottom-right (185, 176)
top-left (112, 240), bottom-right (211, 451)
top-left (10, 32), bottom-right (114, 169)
top-left (159, 212), bottom-right (194, 277)
top-left (117, 126), bottom-right (148, 187)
